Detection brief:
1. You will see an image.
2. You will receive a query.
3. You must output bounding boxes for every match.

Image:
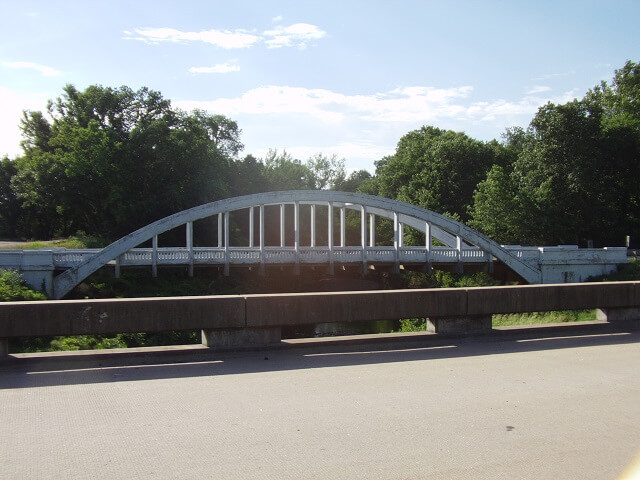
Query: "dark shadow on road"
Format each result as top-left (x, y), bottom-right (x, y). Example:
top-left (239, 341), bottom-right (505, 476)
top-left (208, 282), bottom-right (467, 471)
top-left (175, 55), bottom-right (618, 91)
top-left (1, 321), bottom-right (639, 390)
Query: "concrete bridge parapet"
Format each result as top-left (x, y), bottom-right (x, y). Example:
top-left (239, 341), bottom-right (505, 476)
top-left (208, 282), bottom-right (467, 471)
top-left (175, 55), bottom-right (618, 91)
top-left (2, 281), bottom-right (639, 359)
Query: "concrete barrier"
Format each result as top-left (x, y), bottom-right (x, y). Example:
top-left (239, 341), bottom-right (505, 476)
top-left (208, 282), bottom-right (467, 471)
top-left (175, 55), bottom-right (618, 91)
top-left (244, 289), bottom-right (467, 327)
top-left (0, 296), bottom-right (244, 337)
top-left (1, 282), bottom-right (639, 357)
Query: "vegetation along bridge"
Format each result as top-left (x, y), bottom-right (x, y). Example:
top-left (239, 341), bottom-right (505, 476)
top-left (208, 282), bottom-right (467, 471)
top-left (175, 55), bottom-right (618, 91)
top-left (0, 191), bottom-right (628, 299)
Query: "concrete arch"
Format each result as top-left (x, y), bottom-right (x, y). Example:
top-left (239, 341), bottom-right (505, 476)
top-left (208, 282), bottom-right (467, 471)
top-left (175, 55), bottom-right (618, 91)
top-left (53, 191), bottom-right (542, 298)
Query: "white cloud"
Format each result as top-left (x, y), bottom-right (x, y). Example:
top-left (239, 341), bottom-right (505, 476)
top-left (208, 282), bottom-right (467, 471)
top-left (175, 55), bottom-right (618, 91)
top-left (124, 22), bottom-right (327, 50)
top-left (189, 62), bottom-right (240, 74)
top-left (175, 84), bottom-right (581, 171)
top-left (175, 85), bottom-right (475, 123)
top-left (272, 15), bottom-right (283, 23)
top-left (0, 86), bottom-right (50, 158)
top-left (123, 27), bottom-right (260, 49)
top-left (263, 23), bottom-right (327, 49)
top-left (534, 71), bottom-right (575, 81)
top-left (1, 61), bottom-right (61, 77)
top-left (525, 85), bottom-right (552, 95)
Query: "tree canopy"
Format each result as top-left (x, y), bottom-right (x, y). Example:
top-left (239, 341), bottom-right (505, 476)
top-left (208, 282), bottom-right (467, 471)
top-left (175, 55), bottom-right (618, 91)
top-left (1, 61), bottom-right (639, 249)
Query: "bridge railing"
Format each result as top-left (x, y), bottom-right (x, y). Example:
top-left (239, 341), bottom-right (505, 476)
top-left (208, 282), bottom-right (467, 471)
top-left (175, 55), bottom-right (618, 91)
top-left (2, 245), bottom-right (629, 271)
top-left (47, 246), bottom-right (501, 267)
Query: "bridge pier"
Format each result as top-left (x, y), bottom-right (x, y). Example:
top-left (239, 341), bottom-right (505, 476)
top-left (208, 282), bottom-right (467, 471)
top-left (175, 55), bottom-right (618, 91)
top-left (596, 307), bottom-right (640, 323)
top-left (201, 327), bottom-right (282, 349)
top-left (426, 315), bottom-right (492, 335)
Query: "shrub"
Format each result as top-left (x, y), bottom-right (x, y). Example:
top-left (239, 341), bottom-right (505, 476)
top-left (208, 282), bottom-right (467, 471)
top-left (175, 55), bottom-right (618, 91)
top-left (0, 269), bottom-right (47, 301)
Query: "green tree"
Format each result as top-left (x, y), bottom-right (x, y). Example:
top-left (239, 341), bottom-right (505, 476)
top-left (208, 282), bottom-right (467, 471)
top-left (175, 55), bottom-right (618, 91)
top-left (305, 153), bottom-right (346, 190)
top-left (373, 126), bottom-right (497, 220)
top-left (468, 165), bottom-right (526, 244)
top-left (262, 149), bottom-right (315, 190)
top-left (334, 169), bottom-right (373, 192)
top-left (0, 157), bottom-right (21, 237)
top-left (12, 84), bottom-right (243, 239)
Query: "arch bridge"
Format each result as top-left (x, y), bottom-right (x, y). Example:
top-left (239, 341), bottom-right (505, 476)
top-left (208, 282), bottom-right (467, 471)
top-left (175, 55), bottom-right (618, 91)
top-left (0, 191), bottom-right (627, 299)
top-left (48, 191), bottom-right (547, 299)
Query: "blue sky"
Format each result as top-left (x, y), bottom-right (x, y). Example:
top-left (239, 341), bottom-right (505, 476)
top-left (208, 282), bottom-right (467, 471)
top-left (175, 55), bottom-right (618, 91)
top-left (1, 0), bottom-right (639, 171)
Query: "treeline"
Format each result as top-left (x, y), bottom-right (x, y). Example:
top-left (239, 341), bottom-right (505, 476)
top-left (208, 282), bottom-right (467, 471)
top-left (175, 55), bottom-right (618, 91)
top-left (365, 61), bottom-right (640, 247)
top-left (1, 61), bottom-right (639, 247)
top-left (0, 84), bottom-right (366, 241)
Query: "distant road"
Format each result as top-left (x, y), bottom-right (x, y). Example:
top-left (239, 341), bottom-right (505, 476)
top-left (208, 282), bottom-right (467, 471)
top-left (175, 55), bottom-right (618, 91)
top-left (0, 241), bottom-right (29, 248)
top-left (1, 328), bottom-right (639, 479)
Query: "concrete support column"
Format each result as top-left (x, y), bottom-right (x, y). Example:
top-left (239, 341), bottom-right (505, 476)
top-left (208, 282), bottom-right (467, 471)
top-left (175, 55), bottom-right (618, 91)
top-left (328, 202), bottom-right (334, 275)
top-left (455, 235), bottom-right (463, 274)
top-left (152, 235), bottom-right (158, 278)
top-left (294, 201), bottom-right (300, 275)
top-left (340, 207), bottom-right (346, 247)
top-left (426, 315), bottom-right (492, 334)
top-left (596, 308), bottom-right (640, 322)
top-left (369, 214), bottom-right (375, 247)
top-left (425, 222), bottom-right (432, 272)
top-left (201, 327), bottom-right (281, 349)
top-left (0, 337), bottom-right (8, 358)
top-left (186, 221), bottom-right (194, 277)
top-left (249, 207), bottom-right (254, 248)
top-left (19, 251), bottom-right (55, 297)
top-left (217, 213), bottom-right (223, 248)
top-left (399, 223), bottom-right (404, 247)
top-left (259, 205), bottom-right (265, 276)
top-left (310, 204), bottom-right (316, 247)
top-left (485, 251), bottom-right (494, 274)
top-left (115, 255), bottom-right (121, 279)
top-left (280, 204), bottom-right (285, 248)
top-left (393, 212), bottom-right (399, 273)
top-left (361, 206), bottom-right (367, 274)
top-left (224, 212), bottom-right (230, 276)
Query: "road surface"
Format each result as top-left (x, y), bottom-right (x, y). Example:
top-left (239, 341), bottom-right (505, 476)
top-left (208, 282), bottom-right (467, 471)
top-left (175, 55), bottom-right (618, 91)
top-left (1, 328), bottom-right (639, 479)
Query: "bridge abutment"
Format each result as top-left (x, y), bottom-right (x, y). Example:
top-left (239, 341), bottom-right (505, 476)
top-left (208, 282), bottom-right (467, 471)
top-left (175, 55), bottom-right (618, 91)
top-left (201, 327), bottom-right (282, 349)
top-left (0, 337), bottom-right (8, 358)
top-left (426, 315), bottom-right (492, 334)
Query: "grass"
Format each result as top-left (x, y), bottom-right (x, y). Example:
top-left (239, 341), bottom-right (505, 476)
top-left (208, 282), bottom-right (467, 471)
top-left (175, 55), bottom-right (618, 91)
top-left (492, 310), bottom-right (596, 326)
top-left (0, 233), bottom-right (108, 250)
top-left (396, 310), bottom-right (597, 332)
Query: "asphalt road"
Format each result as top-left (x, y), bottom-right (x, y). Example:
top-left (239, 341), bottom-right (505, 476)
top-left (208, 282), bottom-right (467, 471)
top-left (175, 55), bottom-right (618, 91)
top-left (1, 328), bottom-right (639, 479)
